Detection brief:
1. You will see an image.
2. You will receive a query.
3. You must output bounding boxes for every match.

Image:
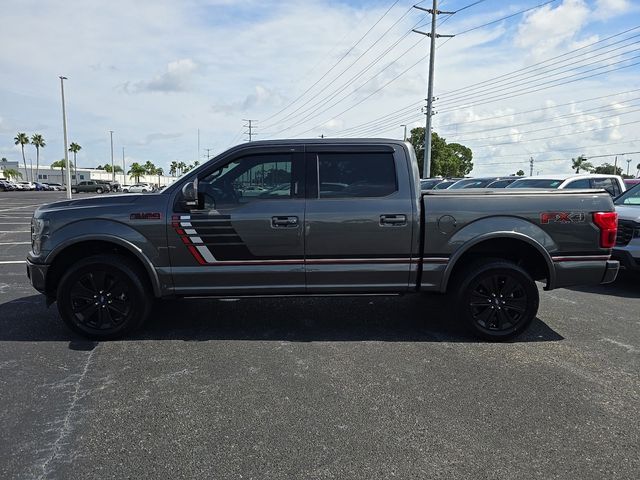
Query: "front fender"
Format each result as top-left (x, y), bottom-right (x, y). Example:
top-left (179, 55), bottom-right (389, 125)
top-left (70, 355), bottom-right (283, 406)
top-left (43, 219), bottom-right (162, 297)
top-left (440, 216), bottom-right (557, 292)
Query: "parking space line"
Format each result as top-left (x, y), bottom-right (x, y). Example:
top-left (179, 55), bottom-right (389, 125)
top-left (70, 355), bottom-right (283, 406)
top-left (0, 230), bottom-right (30, 233)
top-left (0, 204), bottom-right (43, 213)
top-left (0, 223), bottom-right (30, 225)
top-left (0, 242), bottom-right (31, 245)
top-left (0, 260), bottom-right (26, 264)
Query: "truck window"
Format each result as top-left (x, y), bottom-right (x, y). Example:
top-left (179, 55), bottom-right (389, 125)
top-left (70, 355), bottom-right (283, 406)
top-left (564, 179), bottom-right (591, 189)
top-left (198, 154), bottom-right (302, 211)
top-left (592, 178), bottom-right (617, 196)
top-left (317, 152), bottom-right (397, 198)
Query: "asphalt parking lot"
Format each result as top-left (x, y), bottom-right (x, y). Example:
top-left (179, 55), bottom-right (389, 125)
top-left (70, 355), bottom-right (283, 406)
top-left (0, 191), bottom-right (638, 479)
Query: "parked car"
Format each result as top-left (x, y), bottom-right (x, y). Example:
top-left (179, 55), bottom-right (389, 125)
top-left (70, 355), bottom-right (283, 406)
top-left (486, 178), bottom-right (519, 188)
top-left (420, 178), bottom-right (445, 190)
top-left (95, 179), bottom-right (121, 192)
top-left (241, 185), bottom-right (268, 197)
top-left (623, 178), bottom-right (640, 189)
top-left (34, 182), bottom-right (53, 191)
top-left (507, 174), bottom-right (626, 197)
top-left (44, 183), bottom-right (65, 191)
top-left (448, 177), bottom-right (512, 189)
top-left (27, 139), bottom-right (619, 342)
top-left (18, 181), bottom-right (36, 191)
top-left (0, 179), bottom-right (16, 191)
top-left (432, 179), bottom-right (461, 189)
top-left (127, 183), bottom-right (153, 193)
top-left (612, 183), bottom-right (640, 271)
top-left (70, 181), bottom-right (110, 194)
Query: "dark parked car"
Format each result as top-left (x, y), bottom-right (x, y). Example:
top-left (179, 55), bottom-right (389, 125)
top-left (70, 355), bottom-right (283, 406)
top-left (486, 178), bottom-right (518, 188)
top-left (70, 180), bottom-right (111, 194)
top-left (448, 177), bottom-right (510, 189)
top-left (0, 179), bottom-right (16, 191)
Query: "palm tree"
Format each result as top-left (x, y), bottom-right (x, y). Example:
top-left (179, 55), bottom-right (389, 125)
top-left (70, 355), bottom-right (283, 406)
top-left (636, 163), bottom-right (640, 178)
top-left (2, 168), bottom-right (22, 181)
top-left (169, 161), bottom-right (178, 176)
top-left (128, 162), bottom-right (146, 183)
top-left (51, 159), bottom-right (73, 186)
top-left (31, 134), bottom-right (46, 181)
top-left (14, 133), bottom-right (30, 182)
top-left (177, 161), bottom-right (187, 176)
top-left (68, 142), bottom-right (81, 184)
top-left (155, 167), bottom-right (164, 185)
top-left (144, 161), bottom-right (156, 176)
top-left (571, 155), bottom-right (593, 174)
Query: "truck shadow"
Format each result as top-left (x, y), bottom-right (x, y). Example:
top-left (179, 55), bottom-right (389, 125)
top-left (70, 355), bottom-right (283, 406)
top-left (0, 293), bottom-right (563, 344)
top-left (564, 271), bottom-right (639, 299)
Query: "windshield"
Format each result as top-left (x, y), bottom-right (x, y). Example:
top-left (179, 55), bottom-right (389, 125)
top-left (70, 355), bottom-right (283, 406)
top-left (420, 179), bottom-right (444, 189)
top-left (433, 180), bottom-right (456, 189)
top-left (507, 179), bottom-right (563, 188)
top-left (614, 183), bottom-right (640, 205)
top-left (448, 178), bottom-right (496, 189)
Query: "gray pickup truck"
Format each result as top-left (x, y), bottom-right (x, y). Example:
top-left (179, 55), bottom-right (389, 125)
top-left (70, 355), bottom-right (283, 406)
top-left (27, 139), bottom-right (619, 341)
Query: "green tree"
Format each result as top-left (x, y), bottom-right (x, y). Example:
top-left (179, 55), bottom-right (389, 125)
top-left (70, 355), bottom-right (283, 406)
top-left (2, 168), bottom-right (22, 180)
top-left (144, 161), bottom-right (156, 175)
top-left (68, 142), bottom-right (81, 184)
top-left (51, 159), bottom-right (74, 185)
top-left (408, 128), bottom-right (473, 178)
top-left (169, 161), bottom-right (178, 176)
top-left (155, 167), bottom-right (164, 185)
top-left (128, 162), bottom-right (146, 183)
top-left (593, 163), bottom-right (623, 175)
top-left (177, 161), bottom-right (187, 176)
top-left (14, 132), bottom-right (30, 182)
top-left (103, 164), bottom-right (123, 173)
top-left (31, 134), bottom-right (45, 181)
top-left (516, 170), bottom-right (525, 176)
top-left (571, 155), bottom-right (593, 174)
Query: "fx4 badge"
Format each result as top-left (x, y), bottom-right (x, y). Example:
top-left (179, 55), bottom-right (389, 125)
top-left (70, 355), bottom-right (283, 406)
top-left (540, 212), bottom-right (585, 224)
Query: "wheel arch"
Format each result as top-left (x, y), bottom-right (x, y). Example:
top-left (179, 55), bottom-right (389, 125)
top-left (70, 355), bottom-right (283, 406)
top-left (440, 232), bottom-right (555, 293)
top-left (45, 236), bottom-right (162, 298)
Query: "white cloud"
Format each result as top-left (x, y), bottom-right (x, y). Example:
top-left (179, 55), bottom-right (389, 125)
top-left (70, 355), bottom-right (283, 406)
top-left (594, 0), bottom-right (632, 19)
top-left (126, 59), bottom-right (198, 93)
top-left (515, 0), bottom-right (591, 60)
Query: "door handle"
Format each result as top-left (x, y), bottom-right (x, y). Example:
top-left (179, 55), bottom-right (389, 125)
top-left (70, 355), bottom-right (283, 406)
top-left (272, 216), bottom-right (299, 228)
top-left (380, 214), bottom-right (407, 226)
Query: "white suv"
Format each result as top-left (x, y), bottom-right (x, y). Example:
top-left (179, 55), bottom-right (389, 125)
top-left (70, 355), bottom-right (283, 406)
top-left (506, 174), bottom-right (626, 197)
top-left (612, 183), bottom-right (640, 271)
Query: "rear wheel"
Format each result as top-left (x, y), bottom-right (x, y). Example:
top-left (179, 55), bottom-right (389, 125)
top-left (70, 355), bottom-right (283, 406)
top-left (96, 187), bottom-right (103, 194)
top-left (454, 260), bottom-right (539, 341)
top-left (56, 254), bottom-right (152, 340)
top-left (71, 187), bottom-right (78, 194)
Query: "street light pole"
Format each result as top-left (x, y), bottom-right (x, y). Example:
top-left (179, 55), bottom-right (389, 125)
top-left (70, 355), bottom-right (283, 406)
top-left (59, 76), bottom-right (72, 199)
top-left (109, 130), bottom-right (115, 182)
top-left (627, 158), bottom-right (632, 176)
top-left (400, 124), bottom-right (407, 141)
top-left (122, 147), bottom-right (126, 187)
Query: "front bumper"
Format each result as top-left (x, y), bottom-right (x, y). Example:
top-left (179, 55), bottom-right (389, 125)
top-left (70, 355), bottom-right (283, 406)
top-left (26, 258), bottom-right (49, 294)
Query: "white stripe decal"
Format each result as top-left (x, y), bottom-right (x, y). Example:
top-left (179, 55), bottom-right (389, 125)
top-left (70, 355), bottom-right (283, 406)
top-left (190, 236), bottom-right (203, 244)
top-left (184, 229), bottom-right (197, 235)
top-left (180, 215), bottom-right (191, 220)
top-left (196, 245), bottom-right (217, 263)
top-left (180, 222), bottom-right (192, 227)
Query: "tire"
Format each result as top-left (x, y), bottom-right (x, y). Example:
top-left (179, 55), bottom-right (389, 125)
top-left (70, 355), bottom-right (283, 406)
top-left (142, 189), bottom-right (147, 193)
top-left (56, 254), bottom-right (152, 340)
top-left (96, 187), bottom-right (103, 194)
top-left (453, 260), bottom-right (539, 341)
top-left (71, 188), bottom-right (78, 194)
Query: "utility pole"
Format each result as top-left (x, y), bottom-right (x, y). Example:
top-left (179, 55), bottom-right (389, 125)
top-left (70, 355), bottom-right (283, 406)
top-left (243, 119), bottom-right (257, 142)
top-left (109, 130), bottom-right (115, 182)
top-left (197, 128), bottom-right (200, 163)
top-left (122, 147), bottom-right (126, 185)
top-left (204, 148), bottom-right (213, 159)
top-left (413, 0), bottom-right (455, 178)
top-left (627, 158), bottom-right (632, 176)
top-left (59, 76), bottom-right (72, 199)
top-left (530, 157), bottom-right (534, 177)
top-left (400, 124), bottom-right (407, 141)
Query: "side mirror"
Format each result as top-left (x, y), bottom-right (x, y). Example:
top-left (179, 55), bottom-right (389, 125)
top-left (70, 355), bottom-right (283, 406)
top-left (182, 180), bottom-right (197, 206)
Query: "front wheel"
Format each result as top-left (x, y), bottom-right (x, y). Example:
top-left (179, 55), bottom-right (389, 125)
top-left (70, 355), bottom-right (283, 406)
top-left (454, 260), bottom-right (539, 341)
top-left (56, 254), bottom-right (152, 340)
top-left (96, 187), bottom-right (103, 194)
top-left (71, 187), bottom-right (78, 194)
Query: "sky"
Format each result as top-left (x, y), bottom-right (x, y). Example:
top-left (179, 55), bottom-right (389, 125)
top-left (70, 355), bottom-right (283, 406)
top-left (1, 0), bottom-right (639, 177)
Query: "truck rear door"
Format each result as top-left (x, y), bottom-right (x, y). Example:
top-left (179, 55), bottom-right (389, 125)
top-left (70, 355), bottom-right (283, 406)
top-left (303, 144), bottom-right (415, 293)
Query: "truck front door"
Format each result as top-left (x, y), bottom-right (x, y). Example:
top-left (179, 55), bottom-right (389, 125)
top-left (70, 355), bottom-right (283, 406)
top-left (304, 145), bottom-right (415, 293)
top-left (168, 146), bottom-right (306, 295)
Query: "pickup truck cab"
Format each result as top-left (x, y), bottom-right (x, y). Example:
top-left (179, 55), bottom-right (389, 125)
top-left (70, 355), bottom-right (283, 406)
top-left (27, 139), bottom-right (619, 341)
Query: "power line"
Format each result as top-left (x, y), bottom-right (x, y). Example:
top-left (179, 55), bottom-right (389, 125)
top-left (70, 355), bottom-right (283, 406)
top-left (260, 0), bottom-right (404, 125)
top-left (474, 148), bottom-right (640, 167)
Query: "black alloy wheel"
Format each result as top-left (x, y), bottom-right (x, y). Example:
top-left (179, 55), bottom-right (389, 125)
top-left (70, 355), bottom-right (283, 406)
top-left (57, 254), bottom-right (151, 339)
top-left (456, 260), bottom-right (539, 341)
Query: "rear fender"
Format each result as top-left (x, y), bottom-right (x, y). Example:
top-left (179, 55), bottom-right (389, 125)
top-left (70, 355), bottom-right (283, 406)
top-left (440, 216), bottom-right (557, 292)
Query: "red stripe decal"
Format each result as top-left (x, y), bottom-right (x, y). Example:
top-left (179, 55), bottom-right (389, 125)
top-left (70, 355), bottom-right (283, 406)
top-left (181, 236), bottom-right (191, 245)
top-left (176, 228), bottom-right (185, 235)
top-left (187, 245), bottom-right (207, 265)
